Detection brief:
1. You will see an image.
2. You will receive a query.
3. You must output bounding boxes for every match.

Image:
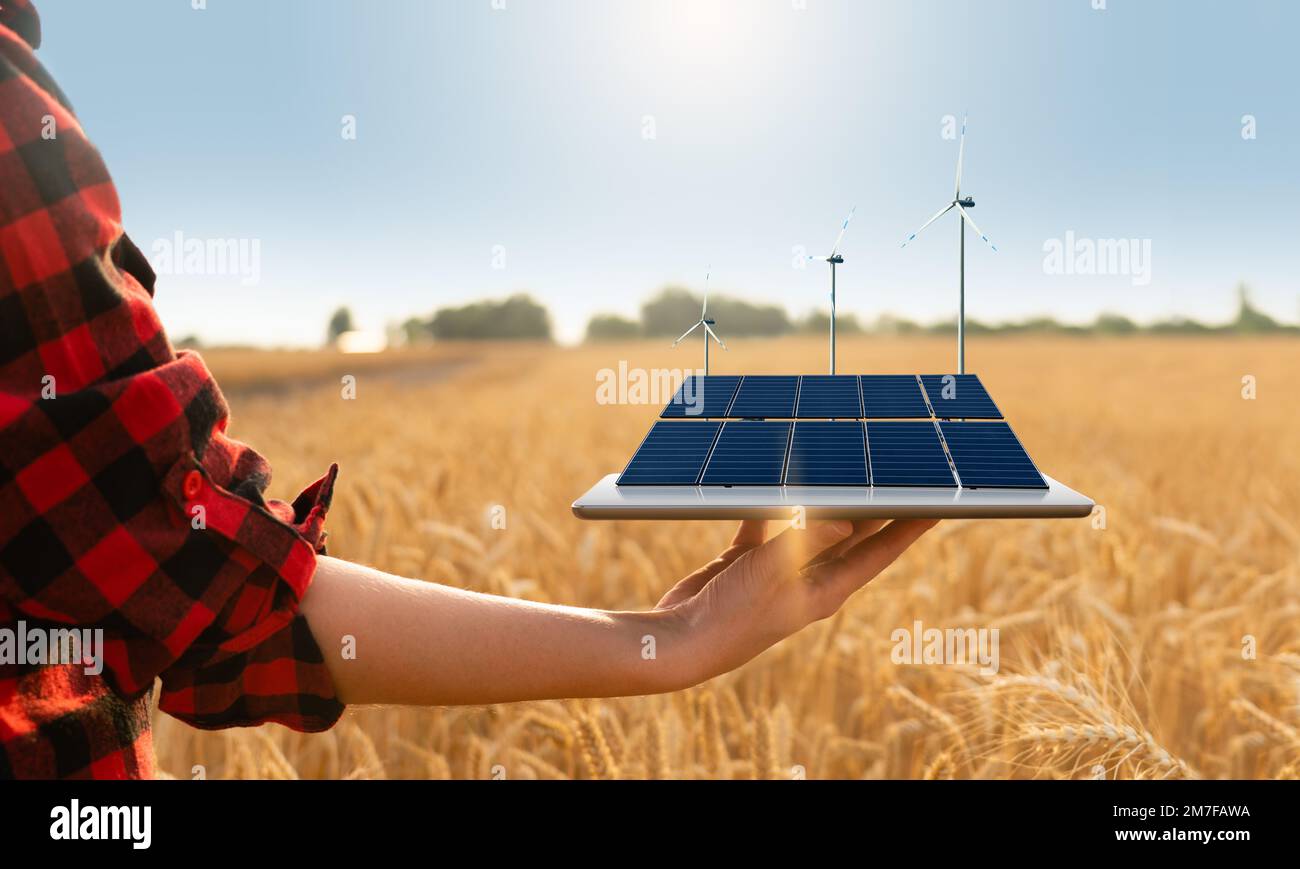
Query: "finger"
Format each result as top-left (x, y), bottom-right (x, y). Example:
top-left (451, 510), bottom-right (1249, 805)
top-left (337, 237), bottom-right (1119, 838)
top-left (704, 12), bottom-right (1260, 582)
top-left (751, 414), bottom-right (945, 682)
top-left (829, 518), bottom-right (890, 558)
top-left (812, 519), bottom-right (939, 601)
top-left (730, 519), bottom-right (768, 549)
top-left (656, 569), bottom-right (715, 609)
top-left (797, 518), bottom-right (889, 576)
top-left (751, 519), bottom-right (854, 578)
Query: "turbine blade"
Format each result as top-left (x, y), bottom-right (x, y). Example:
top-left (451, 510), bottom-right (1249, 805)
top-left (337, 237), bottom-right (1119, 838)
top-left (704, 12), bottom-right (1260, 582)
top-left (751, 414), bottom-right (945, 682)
top-left (702, 267), bottom-right (710, 317)
top-left (672, 321), bottom-right (703, 347)
top-left (954, 113), bottom-right (967, 198)
top-left (900, 203), bottom-right (955, 248)
top-left (829, 206), bottom-right (857, 257)
top-left (956, 204), bottom-right (997, 252)
top-left (704, 322), bottom-right (727, 351)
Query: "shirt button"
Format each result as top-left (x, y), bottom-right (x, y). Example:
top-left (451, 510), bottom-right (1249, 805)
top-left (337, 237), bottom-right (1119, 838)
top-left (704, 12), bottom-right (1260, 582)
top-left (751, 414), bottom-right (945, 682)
top-left (183, 470), bottom-right (203, 499)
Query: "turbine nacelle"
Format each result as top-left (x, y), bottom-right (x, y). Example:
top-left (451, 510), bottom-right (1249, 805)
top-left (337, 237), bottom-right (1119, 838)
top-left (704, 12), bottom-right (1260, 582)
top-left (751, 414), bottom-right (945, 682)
top-left (958, 196), bottom-right (975, 208)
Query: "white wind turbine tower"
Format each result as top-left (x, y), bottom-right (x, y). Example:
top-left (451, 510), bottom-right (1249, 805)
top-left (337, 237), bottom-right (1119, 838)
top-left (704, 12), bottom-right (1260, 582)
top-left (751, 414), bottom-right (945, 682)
top-left (901, 115), bottom-right (998, 374)
top-left (807, 207), bottom-right (856, 374)
top-left (671, 268), bottom-right (727, 375)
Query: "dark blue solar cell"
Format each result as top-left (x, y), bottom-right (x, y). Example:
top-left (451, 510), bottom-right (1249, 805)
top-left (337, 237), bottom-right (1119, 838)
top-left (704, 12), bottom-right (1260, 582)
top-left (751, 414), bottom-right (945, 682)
top-left (617, 421), bottom-right (722, 485)
top-left (660, 375), bottom-right (742, 418)
top-left (920, 374), bottom-right (1003, 419)
top-left (938, 422), bottom-right (1046, 489)
top-left (784, 422), bottom-right (869, 486)
top-left (728, 376), bottom-right (799, 418)
top-left (700, 421), bottom-right (792, 485)
top-left (865, 421), bottom-right (956, 487)
top-left (860, 375), bottom-right (932, 418)
top-left (795, 375), bottom-right (863, 418)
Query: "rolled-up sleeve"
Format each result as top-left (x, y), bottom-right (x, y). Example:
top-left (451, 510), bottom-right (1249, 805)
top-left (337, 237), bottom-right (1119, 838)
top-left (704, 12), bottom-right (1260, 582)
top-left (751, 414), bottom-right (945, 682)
top-left (0, 7), bottom-right (343, 733)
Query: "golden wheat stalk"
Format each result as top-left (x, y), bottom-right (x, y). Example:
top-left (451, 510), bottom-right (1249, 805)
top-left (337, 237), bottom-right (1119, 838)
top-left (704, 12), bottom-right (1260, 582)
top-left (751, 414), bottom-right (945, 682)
top-left (887, 685), bottom-right (970, 771)
top-left (1020, 723), bottom-right (1197, 780)
top-left (752, 710), bottom-right (779, 780)
top-left (574, 713), bottom-right (620, 780)
top-left (644, 716), bottom-right (666, 780)
top-left (922, 751), bottom-right (955, 780)
top-left (1230, 698), bottom-right (1300, 746)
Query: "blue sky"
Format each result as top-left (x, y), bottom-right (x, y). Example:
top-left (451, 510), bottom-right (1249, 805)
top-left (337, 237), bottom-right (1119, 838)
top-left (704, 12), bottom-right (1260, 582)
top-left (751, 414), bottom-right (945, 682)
top-left (33, 0), bottom-right (1299, 345)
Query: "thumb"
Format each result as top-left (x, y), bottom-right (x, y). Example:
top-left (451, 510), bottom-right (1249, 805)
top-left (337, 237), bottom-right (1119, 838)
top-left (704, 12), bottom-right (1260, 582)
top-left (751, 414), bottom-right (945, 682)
top-left (751, 519), bottom-right (853, 577)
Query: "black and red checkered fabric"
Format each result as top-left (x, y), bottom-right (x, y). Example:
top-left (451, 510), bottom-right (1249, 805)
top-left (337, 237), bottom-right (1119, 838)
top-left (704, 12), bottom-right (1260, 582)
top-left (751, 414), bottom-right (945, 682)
top-left (0, 0), bottom-right (345, 779)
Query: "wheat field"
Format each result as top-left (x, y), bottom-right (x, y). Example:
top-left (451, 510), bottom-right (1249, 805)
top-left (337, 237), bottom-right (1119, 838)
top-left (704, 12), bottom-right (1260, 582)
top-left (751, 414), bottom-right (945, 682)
top-left (150, 336), bottom-right (1300, 779)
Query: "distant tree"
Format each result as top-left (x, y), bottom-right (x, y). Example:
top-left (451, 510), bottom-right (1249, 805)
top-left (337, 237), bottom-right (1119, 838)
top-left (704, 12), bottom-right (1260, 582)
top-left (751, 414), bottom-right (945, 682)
top-left (798, 310), bottom-right (863, 334)
top-left (640, 286), bottom-right (792, 338)
top-left (1093, 312), bottom-right (1139, 335)
top-left (174, 334), bottom-right (203, 349)
top-left (1148, 317), bottom-right (1213, 335)
top-left (326, 306), bottom-right (355, 346)
top-left (924, 318), bottom-right (994, 335)
top-left (1007, 316), bottom-right (1068, 333)
top-left (429, 294), bottom-right (552, 341)
top-left (400, 316), bottom-right (432, 345)
top-left (585, 314), bottom-right (641, 342)
top-left (871, 313), bottom-right (922, 335)
top-left (1231, 283), bottom-right (1280, 332)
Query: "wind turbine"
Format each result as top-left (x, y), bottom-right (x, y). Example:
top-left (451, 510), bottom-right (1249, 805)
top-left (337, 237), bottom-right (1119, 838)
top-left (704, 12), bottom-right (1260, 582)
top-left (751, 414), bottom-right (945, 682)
top-left (901, 115), bottom-right (997, 374)
top-left (807, 207), bottom-right (856, 374)
top-left (671, 268), bottom-right (727, 375)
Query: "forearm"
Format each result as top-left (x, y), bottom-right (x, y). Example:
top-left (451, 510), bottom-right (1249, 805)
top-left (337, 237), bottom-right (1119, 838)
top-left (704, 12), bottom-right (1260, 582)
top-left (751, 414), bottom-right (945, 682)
top-left (299, 555), bottom-right (700, 706)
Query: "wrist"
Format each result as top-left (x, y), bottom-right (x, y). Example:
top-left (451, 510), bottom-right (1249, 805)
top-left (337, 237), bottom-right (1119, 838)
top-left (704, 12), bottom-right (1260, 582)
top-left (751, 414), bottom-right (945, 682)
top-left (612, 607), bottom-right (711, 695)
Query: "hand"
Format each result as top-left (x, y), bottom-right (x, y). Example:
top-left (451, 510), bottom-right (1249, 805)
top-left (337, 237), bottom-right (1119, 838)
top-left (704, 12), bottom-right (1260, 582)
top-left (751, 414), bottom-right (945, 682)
top-left (655, 518), bottom-right (939, 684)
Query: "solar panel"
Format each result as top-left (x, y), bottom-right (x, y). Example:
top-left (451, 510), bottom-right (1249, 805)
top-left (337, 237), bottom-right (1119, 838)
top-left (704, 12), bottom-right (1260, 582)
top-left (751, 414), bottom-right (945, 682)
top-left (865, 421), bottom-right (956, 487)
top-left (794, 375), bottom-right (863, 418)
top-left (616, 372), bottom-right (1053, 495)
top-left (700, 421), bottom-right (792, 485)
top-left (860, 375), bottom-right (932, 418)
top-left (938, 421), bottom-right (1047, 489)
top-left (920, 374), bottom-right (1002, 419)
top-left (617, 421), bottom-right (721, 485)
top-left (659, 375), bottom-right (742, 418)
top-left (785, 422), bottom-right (869, 486)
top-left (727, 376), bottom-right (799, 418)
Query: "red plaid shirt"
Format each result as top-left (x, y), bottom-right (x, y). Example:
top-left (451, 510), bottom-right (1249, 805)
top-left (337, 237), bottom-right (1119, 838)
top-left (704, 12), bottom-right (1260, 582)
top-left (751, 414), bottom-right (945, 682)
top-left (0, 0), bottom-right (344, 779)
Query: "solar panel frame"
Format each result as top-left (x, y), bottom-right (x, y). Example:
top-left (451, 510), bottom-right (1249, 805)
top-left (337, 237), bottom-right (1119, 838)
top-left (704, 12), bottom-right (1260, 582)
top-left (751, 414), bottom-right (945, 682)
top-left (658, 375), bottom-right (742, 419)
top-left (859, 375), bottom-right (933, 419)
top-left (938, 421), bottom-right (1048, 489)
top-left (616, 420), bottom-right (722, 485)
top-left (865, 421), bottom-right (958, 487)
top-left (727, 375), bottom-right (800, 419)
top-left (699, 421), bottom-right (793, 486)
top-left (784, 421), bottom-right (870, 486)
top-left (920, 374), bottom-right (1003, 419)
top-left (794, 375), bottom-right (864, 419)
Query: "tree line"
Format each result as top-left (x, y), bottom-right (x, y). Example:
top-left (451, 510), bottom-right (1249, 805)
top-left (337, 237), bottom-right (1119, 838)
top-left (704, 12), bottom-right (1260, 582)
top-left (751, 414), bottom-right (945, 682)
top-left (313, 283), bottom-right (1295, 347)
top-left (584, 283), bottom-right (1297, 341)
